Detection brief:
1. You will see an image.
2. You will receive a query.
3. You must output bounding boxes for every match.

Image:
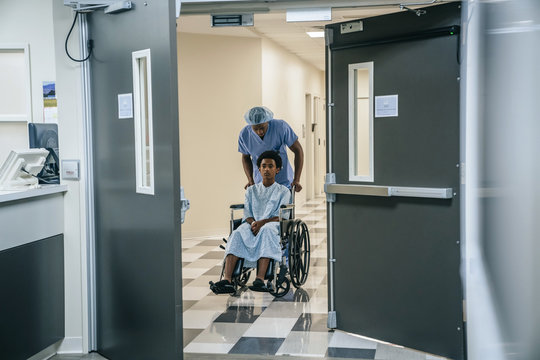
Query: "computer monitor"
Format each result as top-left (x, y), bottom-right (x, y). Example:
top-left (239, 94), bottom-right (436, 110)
top-left (0, 149), bottom-right (49, 191)
top-left (28, 123), bottom-right (60, 184)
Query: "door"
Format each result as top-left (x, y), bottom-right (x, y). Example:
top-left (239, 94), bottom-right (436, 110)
top-left (89, 2), bottom-right (182, 359)
top-left (325, 3), bottom-right (464, 359)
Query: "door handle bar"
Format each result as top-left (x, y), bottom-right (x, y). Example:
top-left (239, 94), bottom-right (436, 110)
top-left (325, 184), bottom-right (453, 199)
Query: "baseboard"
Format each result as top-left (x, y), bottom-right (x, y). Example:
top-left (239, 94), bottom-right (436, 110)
top-left (57, 336), bottom-right (84, 354)
top-left (27, 341), bottom-right (61, 360)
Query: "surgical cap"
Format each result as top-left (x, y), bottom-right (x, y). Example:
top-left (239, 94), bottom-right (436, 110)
top-left (244, 106), bottom-right (274, 125)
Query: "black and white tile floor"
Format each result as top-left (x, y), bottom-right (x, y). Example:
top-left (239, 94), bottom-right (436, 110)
top-left (51, 197), bottom-right (448, 360)
top-left (181, 197), bottom-right (447, 360)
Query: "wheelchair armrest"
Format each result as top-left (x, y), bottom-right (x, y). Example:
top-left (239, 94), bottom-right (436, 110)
top-left (230, 204), bottom-right (244, 209)
top-left (280, 204), bottom-right (295, 210)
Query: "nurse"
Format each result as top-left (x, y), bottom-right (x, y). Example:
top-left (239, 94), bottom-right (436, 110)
top-left (238, 106), bottom-right (304, 191)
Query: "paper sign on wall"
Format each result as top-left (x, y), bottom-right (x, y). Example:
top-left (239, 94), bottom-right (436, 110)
top-left (118, 93), bottom-right (133, 119)
top-left (375, 95), bottom-right (398, 118)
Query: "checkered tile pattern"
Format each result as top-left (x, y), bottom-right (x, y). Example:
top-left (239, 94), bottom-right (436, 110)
top-left (181, 197), bottom-right (447, 359)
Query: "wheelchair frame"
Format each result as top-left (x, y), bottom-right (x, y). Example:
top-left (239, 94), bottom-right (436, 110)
top-left (217, 187), bottom-right (311, 297)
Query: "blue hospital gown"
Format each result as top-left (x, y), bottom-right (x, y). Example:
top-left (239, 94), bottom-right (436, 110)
top-left (225, 182), bottom-right (291, 267)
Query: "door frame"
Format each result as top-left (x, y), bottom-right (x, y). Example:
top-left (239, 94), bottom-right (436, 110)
top-left (77, 0), bottom-right (468, 355)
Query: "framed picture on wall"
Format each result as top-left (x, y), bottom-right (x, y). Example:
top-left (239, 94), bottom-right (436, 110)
top-left (0, 43), bottom-right (32, 122)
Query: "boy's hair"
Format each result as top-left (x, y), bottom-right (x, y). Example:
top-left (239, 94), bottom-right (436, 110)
top-left (257, 150), bottom-right (282, 169)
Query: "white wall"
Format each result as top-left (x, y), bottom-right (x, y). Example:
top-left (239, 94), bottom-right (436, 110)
top-left (178, 31), bottom-right (325, 237)
top-left (0, 0), bottom-right (57, 163)
top-left (261, 38), bottom-right (325, 206)
top-left (52, 1), bottom-right (88, 353)
top-left (178, 32), bottom-right (262, 238)
top-left (0, 0), bottom-right (88, 354)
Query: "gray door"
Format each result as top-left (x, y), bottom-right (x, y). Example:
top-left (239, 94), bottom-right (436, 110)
top-left (326, 3), bottom-right (464, 359)
top-left (89, 2), bottom-right (182, 359)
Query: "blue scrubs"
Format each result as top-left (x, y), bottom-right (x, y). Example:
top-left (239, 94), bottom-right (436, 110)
top-left (238, 119), bottom-right (298, 188)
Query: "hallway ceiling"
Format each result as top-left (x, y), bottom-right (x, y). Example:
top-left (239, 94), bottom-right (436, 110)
top-left (177, 1), bottom-right (455, 71)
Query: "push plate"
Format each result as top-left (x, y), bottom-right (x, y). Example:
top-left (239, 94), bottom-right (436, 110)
top-left (61, 160), bottom-right (80, 180)
top-left (340, 20), bottom-right (363, 34)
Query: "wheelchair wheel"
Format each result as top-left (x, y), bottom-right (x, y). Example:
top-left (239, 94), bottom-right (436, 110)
top-left (269, 277), bottom-right (290, 298)
top-left (288, 219), bottom-right (310, 288)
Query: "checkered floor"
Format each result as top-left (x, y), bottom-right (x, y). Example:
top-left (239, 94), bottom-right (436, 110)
top-left (181, 197), bottom-right (447, 360)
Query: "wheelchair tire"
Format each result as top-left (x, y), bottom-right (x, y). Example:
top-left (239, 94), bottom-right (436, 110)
top-left (288, 219), bottom-right (310, 288)
top-left (270, 277), bottom-right (290, 298)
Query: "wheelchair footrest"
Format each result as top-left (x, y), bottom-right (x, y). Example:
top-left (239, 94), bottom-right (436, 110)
top-left (209, 280), bottom-right (235, 295)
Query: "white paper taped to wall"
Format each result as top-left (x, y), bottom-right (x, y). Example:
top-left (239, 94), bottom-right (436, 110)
top-left (375, 95), bottom-right (398, 118)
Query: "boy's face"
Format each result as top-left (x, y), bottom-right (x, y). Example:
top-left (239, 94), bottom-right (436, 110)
top-left (259, 158), bottom-right (279, 181)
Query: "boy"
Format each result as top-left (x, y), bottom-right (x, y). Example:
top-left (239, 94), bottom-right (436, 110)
top-left (210, 150), bottom-right (291, 294)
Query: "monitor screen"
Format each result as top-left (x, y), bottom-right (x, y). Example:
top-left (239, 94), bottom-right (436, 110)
top-left (0, 149), bottom-right (49, 191)
top-left (28, 123), bottom-right (59, 184)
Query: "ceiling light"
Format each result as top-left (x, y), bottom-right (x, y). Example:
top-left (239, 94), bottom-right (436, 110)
top-left (307, 31), bottom-right (325, 38)
top-left (287, 7), bottom-right (331, 22)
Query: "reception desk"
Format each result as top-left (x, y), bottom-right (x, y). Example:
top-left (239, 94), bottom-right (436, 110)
top-left (0, 185), bottom-right (67, 360)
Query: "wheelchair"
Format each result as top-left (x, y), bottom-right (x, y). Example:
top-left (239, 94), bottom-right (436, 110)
top-left (210, 187), bottom-right (311, 298)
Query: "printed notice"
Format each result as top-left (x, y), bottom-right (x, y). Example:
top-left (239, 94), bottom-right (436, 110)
top-left (375, 95), bottom-right (398, 118)
top-left (118, 93), bottom-right (133, 119)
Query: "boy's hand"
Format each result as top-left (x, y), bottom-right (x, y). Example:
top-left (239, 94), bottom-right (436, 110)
top-left (251, 220), bottom-right (263, 235)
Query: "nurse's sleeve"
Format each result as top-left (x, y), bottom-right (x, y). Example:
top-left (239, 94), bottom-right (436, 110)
top-left (238, 129), bottom-right (250, 155)
top-left (281, 121), bottom-right (298, 147)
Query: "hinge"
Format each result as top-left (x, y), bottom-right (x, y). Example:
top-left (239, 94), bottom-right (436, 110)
top-left (325, 173), bottom-right (336, 203)
top-left (325, 28), bottom-right (334, 46)
top-left (327, 311), bottom-right (337, 328)
top-left (180, 186), bottom-right (190, 224)
top-left (462, 299), bottom-right (467, 322)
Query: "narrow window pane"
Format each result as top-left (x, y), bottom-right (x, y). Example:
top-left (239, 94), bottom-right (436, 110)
top-left (133, 50), bottom-right (154, 195)
top-left (349, 62), bottom-right (373, 182)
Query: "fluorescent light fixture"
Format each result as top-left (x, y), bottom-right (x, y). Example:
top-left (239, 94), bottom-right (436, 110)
top-left (286, 7), bottom-right (331, 22)
top-left (307, 31), bottom-right (325, 38)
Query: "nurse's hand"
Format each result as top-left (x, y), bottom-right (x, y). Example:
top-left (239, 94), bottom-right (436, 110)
top-left (245, 180), bottom-right (255, 189)
top-left (291, 180), bottom-right (302, 192)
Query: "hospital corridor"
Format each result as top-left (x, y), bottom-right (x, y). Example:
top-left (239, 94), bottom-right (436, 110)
top-left (2, 1), bottom-right (540, 360)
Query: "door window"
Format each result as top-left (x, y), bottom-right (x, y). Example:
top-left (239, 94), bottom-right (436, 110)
top-left (132, 49), bottom-right (155, 195)
top-left (348, 62), bottom-right (373, 182)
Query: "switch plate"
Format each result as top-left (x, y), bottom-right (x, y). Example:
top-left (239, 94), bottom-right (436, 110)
top-left (61, 160), bottom-right (80, 180)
